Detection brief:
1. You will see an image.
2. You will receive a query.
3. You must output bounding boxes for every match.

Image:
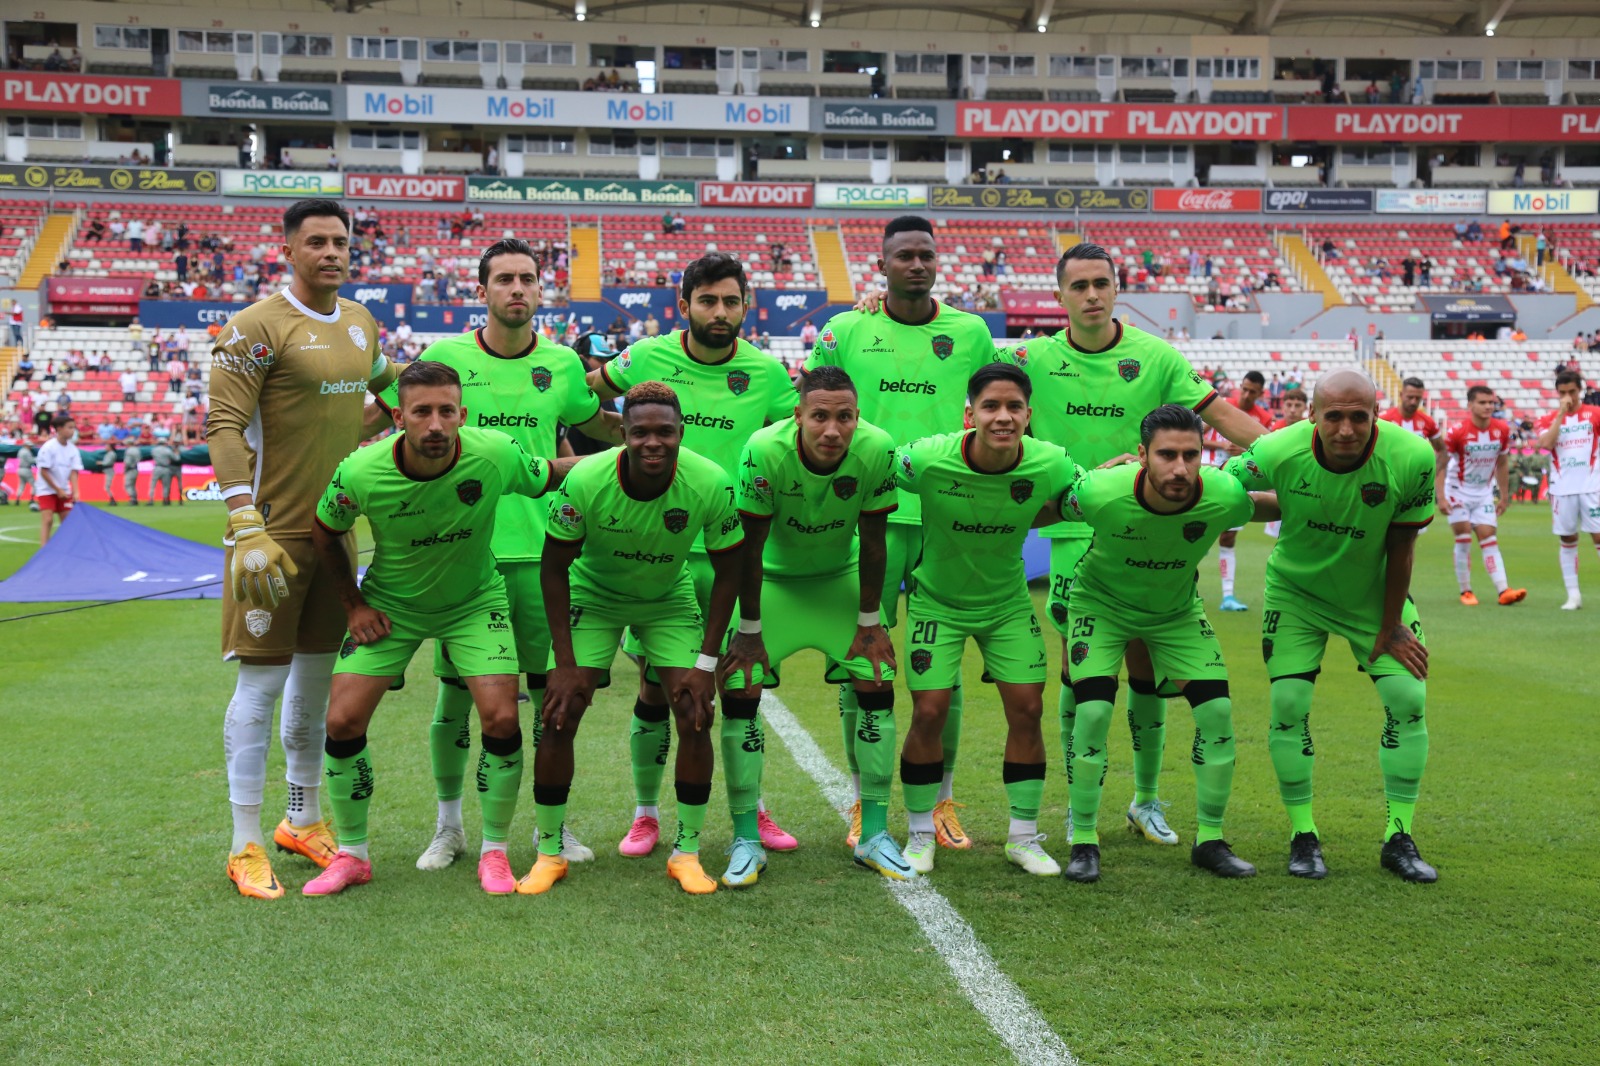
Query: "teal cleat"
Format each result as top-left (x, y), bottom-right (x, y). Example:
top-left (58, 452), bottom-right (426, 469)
top-left (720, 837), bottom-right (768, 888)
top-left (1219, 595), bottom-right (1249, 612)
top-left (853, 830), bottom-right (918, 881)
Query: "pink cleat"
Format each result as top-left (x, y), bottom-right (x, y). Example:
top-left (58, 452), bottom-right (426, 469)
top-left (477, 849), bottom-right (517, 895)
top-left (618, 816), bottom-right (660, 857)
top-left (757, 810), bottom-right (799, 852)
top-left (302, 852), bottom-right (372, 896)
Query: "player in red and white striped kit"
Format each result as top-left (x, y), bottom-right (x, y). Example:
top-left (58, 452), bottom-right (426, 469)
top-left (1204, 371), bottom-right (1276, 610)
top-left (1380, 378), bottom-right (1445, 537)
top-left (1261, 386), bottom-right (1308, 538)
top-left (1534, 370), bottom-right (1600, 610)
top-left (1439, 385), bottom-right (1527, 606)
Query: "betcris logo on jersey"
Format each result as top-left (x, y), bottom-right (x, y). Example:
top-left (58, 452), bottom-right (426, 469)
top-left (479, 413), bottom-right (540, 429)
top-left (880, 379), bottom-right (936, 395)
top-left (1306, 519), bottom-right (1366, 540)
top-left (684, 412), bottom-right (736, 430)
top-left (320, 378), bottom-right (367, 395)
top-left (1062, 402), bottom-right (1126, 418)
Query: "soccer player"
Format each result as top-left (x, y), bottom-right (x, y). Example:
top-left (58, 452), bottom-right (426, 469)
top-left (1534, 370), bottom-right (1600, 610)
top-left (1058, 405), bottom-right (1270, 882)
top-left (302, 360), bottom-right (569, 896)
top-left (1263, 388), bottom-right (1307, 538)
top-left (1439, 385), bottom-right (1527, 606)
top-left (1227, 369), bottom-right (1440, 883)
top-left (809, 215), bottom-right (998, 851)
top-left (719, 365), bottom-right (907, 884)
top-left (208, 199), bottom-right (398, 899)
top-left (1208, 370), bottom-right (1276, 612)
top-left (1379, 377), bottom-right (1443, 452)
top-left (525, 382), bottom-right (744, 896)
top-left (375, 238), bottom-right (622, 871)
top-left (32, 414), bottom-right (81, 545)
top-left (1000, 244), bottom-right (1266, 850)
top-left (587, 253), bottom-right (796, 857)
top-left (895, 363), bottom-right (1077, 875)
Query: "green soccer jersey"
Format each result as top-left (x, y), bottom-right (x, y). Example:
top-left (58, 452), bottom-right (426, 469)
top-left (548, 444), bottom-right (742, 603)
top-left (736, 416), bottom-right (898, 579)
top-left (1060, 463), bottom-right (1255, 620)
top-left (1226, 419), bottom-right (1435, 631)
top-left (315, 426), bottom-right (554, 613)
top-left (999, 322), bottom-right (1216, 538)
top-left (806, 302), bottom-right (998, 526)
top-left (377, 329), bottom-right (600, 564)
top-left (896, 430), bottom-right (1077, 613)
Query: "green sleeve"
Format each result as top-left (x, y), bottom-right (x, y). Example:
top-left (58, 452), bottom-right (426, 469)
top-left (703, 469), bottom-right (744, 552)
top-left (599, 346), bottom-right (641, 394)
top-left (1222, 476), bottom-right (1256, 527)
top-left (1046, 447), bottom-right (1079, 498)
top-left (1058, 468), bottom-right (1097, 524)
top-left (315, 459), bottom-right (360, 532)
top-left (546, 474), bottom-right (588, 543)
top-left (864, 433), bottom-right (898, 514)
top-left (1394, 444), bottom-right (1437, 526)
top-left (893, 436), bottom-right (933, 496)
top-left (806, 318), bottom-right (844, 370)
top-left (559, 350), bottom-right (603, 426)
top-left (736, 438), bottom-right (775, 518)
top-left (492, 434), bottom-right (553, 499)
top-left (1225, 446), bottom-right (1273, 491)
top-left (764, 367), bottom-right (797, 423)
top-left (1157, 347), bottom-right (1216, 410)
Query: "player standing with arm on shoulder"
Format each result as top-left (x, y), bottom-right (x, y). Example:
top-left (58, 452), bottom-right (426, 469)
top-left (1534, 370), bottom-right (1600, 610)
top-left (718, 366), bottom-right (908, 884)
top-left (809, 215), bottom-right (998, 851)
top-left (586, 253), bottom-right (797, 857)
top-left (207, 199), bottom-right (399, 899)
top-left (1227, 369), bottom-right (1440, 883)
top-left (1439, 385), bottom-right (1526, 607)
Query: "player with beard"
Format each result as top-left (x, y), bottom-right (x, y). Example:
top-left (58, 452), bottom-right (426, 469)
top-left (588, 253), bottom-right (796, 858)
top-left (1379, 378), bottom-right (1444, 453)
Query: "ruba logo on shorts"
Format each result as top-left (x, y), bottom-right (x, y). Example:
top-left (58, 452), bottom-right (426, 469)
top-left (1117, 358), bottom-right (1141, 382)
top-left (663, 507), bottom-right (690, 533)
top-left (832, 476), bottom-right (858, 500)
top-left (339, 635), bottom-right (358, 659)
top-left (1010, 479), bottom-right (1034, 504)
top-left (727, 370), bottom-right (750, 395)
top-left (1183, 520), bottom-right (1207, 543)
top-left (487, 610), bottom-right (510, 631)
top-left (530, 365), bottom-right (552, 391)
top-left (1361, 481), bottom-right (1388, 507)
top-left (456, 479), bottom-right (483, 505)
top-left (930, 334), bottom-right (954, 360)
top-left (910, 648), bottom-right (932, 674)
top-left (1070, 640), bottom-right (1090, 666)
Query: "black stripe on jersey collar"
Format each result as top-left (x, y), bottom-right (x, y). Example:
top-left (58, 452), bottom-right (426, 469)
top-left (679, 327), bottom-right (737, 368)
top-left (1062, 320), bottom-right (1123, 355)
top-left (882, 299), bottom-right (940, 328)
top-left (960, 428), bottom-right (1023, 475)
top-left (473, 327), bottom-right (538, 360)
top-left (795, 422), bottom-right (846, 477)
top-left (1311, 419), bottom-right (1379, 473)
top-left (391, 433), bottom-right (462, 482)
top-left (1134, 466), bottom-right (1205, 515)
top-left (616, 448), bottom-right (676, 501)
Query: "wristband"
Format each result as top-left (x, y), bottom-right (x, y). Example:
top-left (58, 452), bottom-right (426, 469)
top-left (222, 484), bottom-right (253, 503)
top-left (858, 611), bottom-right (880, 627)
top-left (737, 618), bottom-right (762, 634)
top-left (694, 653), bottom-right (717, 673)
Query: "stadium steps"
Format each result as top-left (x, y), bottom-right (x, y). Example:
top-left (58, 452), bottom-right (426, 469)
top-left (811, 225), bottom-right (855, 305)
top-left (1366, 355), bottom-right (1403, 404)
top-left (1056, 231), bottom-right (1081, 254)
top-left (1275, 232), bottom-right (1344, 310)
top-left (0, 346), bottom-right (19, 389)
top-left (19, 214), bottom-right (75, 289)
top-left (1541, 257), bottom-right (1592, 312)
top-left (568, 223), bottom-right (601, 301)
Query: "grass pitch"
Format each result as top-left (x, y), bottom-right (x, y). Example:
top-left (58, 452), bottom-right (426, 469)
top-left (1, 501), bottom-right (1596, 1064)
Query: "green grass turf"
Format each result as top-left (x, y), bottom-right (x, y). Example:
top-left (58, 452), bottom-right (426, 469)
top-left (1, 501), bottom-right (1596, 1064)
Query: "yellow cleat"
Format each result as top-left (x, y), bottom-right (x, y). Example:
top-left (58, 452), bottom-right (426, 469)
top-left (933, 798), bottom-right (972, 849)
top-left (666, 852), bottom-right (718, 895)
top-left (515, 853), bottom-right (569, 895)
top-left (273, 818), bottom-right (338, 869)
top-left (845, 800), bottom-right (862, 848)
top-left (226, 842), bottom-right (285, 900)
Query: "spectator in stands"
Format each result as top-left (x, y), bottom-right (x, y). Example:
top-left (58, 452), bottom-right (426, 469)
top-left (13, 437), bottom-right (34, 507)
top-left (745, 146), bottom-right (759, 181)
top-left (166, 354), bottom-right (186, 396)
top-left (654, 270), bottom-right (668, 288)
top-left (143, 278), bottom-right (161, 299)
top-left (8, 303), bottom-right (23, 346)
top-left (146, 219), bottom-right (161, 248)
top-left (96, 351), bottom-right (112, 372)
top-left (1187, 249), bottom-right (1201, 277)
top-left (980, 249), bottom-right (995, 278)
top-left (1118, 262), bottom-right (1130, 289)
top-left (174, 251), bottom-right (189, 283)
top-left (1535, 231), bottom-right (1548, 267)
top-left (97, 441), bottom-right (121, 505)
top-left (993, 169), bottom-right (1011, 185)
top-left (1320, 238), bottom-right (1338, 259)
top-left (1365, 80), bottom-right (1381, 104)
top-left (109, 218), bottom-right (126, 242)
top-left (12, 354), bottom-right (32, 384)
top-left (1203, 255), bottom-right (1213, 278)
top-left (40, 360), bottom-right (55, 384)
top-left (800, 320), bottom-right (818, 347)
top-left (280, 149), bottom-right (294, 169)
top-left (18, 392), bottom-right (33, 430)
top-left (83, 217), bottom-right (107, 243)
top-left (628, 316), bottom-right (645, 343)
top-left (127, 218), bottom-right (145, 253)
top-left (96, 418), bottom-right (116, 443)
top-left (1411, 76), bottom-right (1424, 105)
top-left (643, 312), bottom-right (661, 338)
top-left (1401, 257), bottom-right (1416, 286)
top-left (672, 213), bottom-right (687, 233)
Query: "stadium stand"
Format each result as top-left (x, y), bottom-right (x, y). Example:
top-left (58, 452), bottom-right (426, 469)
top-left (1304, 222), bottom-right (1517, 309)
top-left (1086, 221), bottom-right (1302, 306)
top-left (599, 213), bottom-right (818, 289)
top-left (838, 217), bottom-right (1061, 307)
top-left (0, 200), bottom-right (48, 289)
top-left (1378, 340), bottom-right (1570, 422)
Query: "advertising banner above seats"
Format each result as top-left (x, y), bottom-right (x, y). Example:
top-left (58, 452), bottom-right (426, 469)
top-left (931, 185), bottom-right (1149, 211)
top-left (345, 86), bottom-right (809, 130)
top-left (814, 100), bottom-right (950, 135)
top-left (958, 102), bottom-right (1281, 140)
top-left (1486, 189), bottom-right (1600, 215)
top-left (1418, 294), bottom-right (1517, 323)
top-left (466, 177), bottom-right (696, 205)
top-left (1286, 105), bottom-right (1600, 142)
top-left (187, 82), bottom-right (340, 119)
top-left (699, 182), bottom-right (814, 208)
top-left (346, 173), bottom-right (466, 202)
top-left (1150, 188), bottom-right (1263, 212)
top-left (1263, 189), bottom-right (1374, 212)
top-left (0, 163), bottom-right (217, 194)
top-left (815, 183), bottom-right (930, 209)
top-left (220, 169), bottom-right (343, 197)
top-left (0, 71), bottom-right (181, 116)
top-left (1375, 189), bottom-right (1488, 213)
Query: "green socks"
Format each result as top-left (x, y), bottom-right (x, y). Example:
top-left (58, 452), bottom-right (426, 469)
top-left (429, 680), bottom-right (474, 802)
top-left (1067, 689), bottom-right (1116, 846)
top-left (533, 782), bottom-right (568, 856)
top-left (941, 684), bottom-right (963, 775)
top-left (1268, 678), bottom-right (1318, 836)
top-left (1127, 679), bottom-right (1167, 805)
top-left (900, 757), bottom-right (943, 816)
top-left (324, 734), bottom-right (375, 849)
top-left (674, 780), bottom-right (711, 854)
top-left (838, 685), bottom-right (860, 774)
top-left (475, 730), bottom-right (523, 846)
top-left (629, 700), bottom-right (671, 807)
top-left (1057, 679), bottom-right (1077, 776)
top-left (1188, 696), bottom-right (1236, 845)
top-left (855, 690), bottom-right (896, 840)
top-left (721, 697), bottom-right (763, 841)
top-left (1374, 672), bottom-right (1428, 839)
top-left (1002, 762), bottom-right (1046, 822)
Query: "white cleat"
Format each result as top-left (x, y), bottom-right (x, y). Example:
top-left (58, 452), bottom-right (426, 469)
top-left (1562, 593), bottom-right (1583, 611)
top-left (1005, 834), bottom-right (1062, 876)
top-left (904, 831), bottom-right (937, 874)
top-left (416, 824), bottom-right (468, 870)
top-left (535, 823), bottom-right (596, 863)
top-left (1127, 799), bottom-right (1180, 845)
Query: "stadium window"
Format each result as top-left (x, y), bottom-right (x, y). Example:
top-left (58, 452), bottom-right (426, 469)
top-left (1196, 56), bottom-right (1260, 80)
top-left (348, 128), bottom-right (419, 151)
top-left (506, 134), bottom-right (576, 155)
top-left (894, 138), bottom-right (948, 162)
top-left (1049, 55), bottom-right (1097, 78)
top-left (823, 50), bottom-right (885, 75)
top-left (281, 34), bottom-right (333, 58)
top-left (1567, 60), bottom-right (1599, 80)
top-left (896, 53), bottom-right (947, 76)
top-left (589, 135), bottom-right (641, 156)
top-left (94, 26), bottom-right (152, 51)
top-left (1418, 59), bottom-right (1483, 80)
top-left (1275, 57), bottom-right (1340, 81)
top-left (1344, 57), bottom-right (1410, 83)
top-left (971, 54), bottom-right (1035, 77)
top-left (1118, 144), bottom-right (1178, 163)
top-left (1340, 146), bottom-right (1408, 166)
top-left (1046, 143), bottom-right (1106, 163)
top-left (425, 39), bottom-right (453, 62)
top-left (591, 44), bottom-right (652, 69)
top-left (1495, 59), bottom-right (1557, 80)
top-left (510, 42), bottom-right (574, 66)
top-left (664, 46), bottom-right (718, 71)
top-left (1122, 56), bottom-right (1180, 78)
top-left (1568, 143), bottom-right (1600, 167)
top-left (10, 117), bottom-right (83, 140)
top-left (349, 37), bottom-right (417, 62)
top-left (177, 29), bottom-right (255, 55)
top-left (759, 49), bottom-right (808, 72)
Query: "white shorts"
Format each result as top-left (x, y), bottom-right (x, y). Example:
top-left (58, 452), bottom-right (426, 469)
top-left (1551, 491), bottom-right (1600, 536)
top-left (1447, 491), bottom-right (1496, 528)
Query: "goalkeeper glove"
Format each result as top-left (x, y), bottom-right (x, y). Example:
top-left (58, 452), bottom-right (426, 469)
top-left (227, 505), bottom-right (299, 608)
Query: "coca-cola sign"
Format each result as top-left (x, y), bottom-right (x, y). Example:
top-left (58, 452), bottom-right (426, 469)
top-left (1152, 188), bottom-right (1262, 212)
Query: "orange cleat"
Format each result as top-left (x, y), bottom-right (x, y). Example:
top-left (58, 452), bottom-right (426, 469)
top-left (845, 800), bottom-right (862, 849)
top-left (933, 798), bottom-right (972, 849)
top-left (273, 818), bottom-right (338, 869)
top-left (1497, 588), bottom-right (1527, 605)
top-left (515, 853), bottom-right (568, 895)
top-left (226, 842), bottom-right (284, 900)
top-left (1459, 591), bottom-right (1479, 606)
top-left (666, 852), bottom-right (718, 895)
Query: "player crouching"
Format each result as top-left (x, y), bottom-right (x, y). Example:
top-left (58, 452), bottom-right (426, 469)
top-left (303, 361), bottom-right (571, 896)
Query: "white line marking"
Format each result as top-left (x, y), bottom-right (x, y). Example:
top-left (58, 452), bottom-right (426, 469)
top-left (760, 691), bottom-right (1078, 1066)
top-left (0, 524), bottom-right (38, 544)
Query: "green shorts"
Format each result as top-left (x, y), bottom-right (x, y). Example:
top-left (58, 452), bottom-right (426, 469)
top-left (1045, 536), bottom-right (1091, 636)
top-left (435, 560), bottom-right (547, 678)
top-left (881, 522), bottom-right (922, 629)
top-left (904, 592), bottom-right (1046, 692)
top-left (1066, 593), bottom-right (1228, 683)
top-left (560, 573), bottom-right (706, 688)
top-left (1261, 593), bottom-right (1426, 680)
top-left (726, 569), bottom-right (898, 690)
top-left (335, 586), bottom-right (519, 679)
top-left (622, 551), bottom-right (715, 662)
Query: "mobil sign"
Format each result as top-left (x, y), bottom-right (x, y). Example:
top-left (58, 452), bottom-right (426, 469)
top-left (345, 86), bottom-right (808, 130)
top-left (958, 102), bottom-right (1279, 139)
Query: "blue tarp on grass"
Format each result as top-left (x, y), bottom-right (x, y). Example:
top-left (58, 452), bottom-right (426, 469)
top-left (0, 502), bottom-right (224, 602)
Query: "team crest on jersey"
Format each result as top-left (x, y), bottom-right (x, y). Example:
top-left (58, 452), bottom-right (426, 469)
top-left (348, 324), bottom-right (368, 350)
top-left (1182, 520), bottom-right (1207, 543)
top-left (1012, 345), bottom-right (1028, 367)
top-left (245, 609), bottom-right (272, 638)
top-left (456, 479), bottom-right (483, 506)
top-left (727, 370), bottom-right (751, 395)
top-left (1070, 640), bottom-right (1090, 666)
top-left (1117, 358), bottom-right (1141, 382)
top-left (899, 453), bottom-right (914, 479)
top-left (1244, 458), bottom-right (1262, 479)
top-left (750, 475), bottom-right (772, 501)
top-left (1009, 479), bottom-right (1034, 504)
top-left (664, 507), bottom-right (690, 533)
top-left (832, 476), bottom-right (858, 500)
top-left (910, 649), bottom-right (932, 674)
top-left (930, 334), bottom-right (954, 361)
top-left (819, 328), bottom-right (837, 352)
top-left (339, 635), bottom-right (358, 659)
top-left (1360, 482), bottom-right (1388, 507)
top-left (1063, 491), bottom-right (1083, 519)
top-left (614, 349), bottom-right (632, 371)
top-left (249, 342), bottom-right (275, 367)
top-left (1261, 638), bottom-right (1275, 662)
top-left (530, 365), bottom-right (552, 392)
top-left (555, 502), bottom-right (582, 529)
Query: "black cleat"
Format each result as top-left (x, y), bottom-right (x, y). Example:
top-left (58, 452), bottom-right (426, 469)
top-left (1380, 833), bottom-right (1438, 883)
top-left (1191, 839), bottom-right (1257, 878)
top-left (1063, 844), bottom-right (1100, 883)
top-left (1287, 831), bottom-right (1327, 879)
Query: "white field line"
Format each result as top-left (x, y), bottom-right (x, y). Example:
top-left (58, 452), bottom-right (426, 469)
top-left (760, 691), bottom-right (1078, 1066)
